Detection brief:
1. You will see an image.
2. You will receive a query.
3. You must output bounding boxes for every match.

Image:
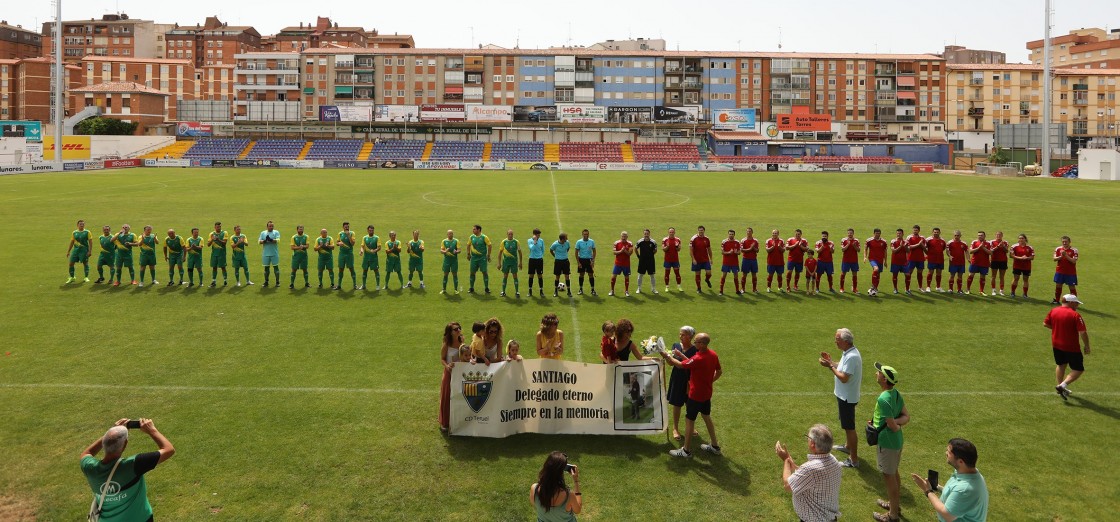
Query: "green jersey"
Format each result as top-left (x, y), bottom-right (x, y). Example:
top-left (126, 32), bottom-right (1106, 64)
top-left (139, 234), bottom-right (157, 252)
top-left (316, 236), bottom-right (334, 256)
top-left (114, 233), bottom-right (136, 254)
top-left (72, 229), bottom-right (91, 250)
top-left (165, 236), bottom-right (184, 254)
top-left (500, 239), bottom-right (519, 260)
top-left (408, 239), bottom-right (424, 259)
top-left (873, 389), bottom-right (906, 450)
top-left (291, 234), bottom-right (309, 257)
top-left (385, 240), bottom-right (401, 257)
top-left (468, 233), bottom-right (491, 259)
top-left (186, 236), bottom-right (204, 257)
top-left (338, 231), bottom-right (355, 252)
top-left (209, 230), bottom-right (228, 254)
top-left (442, 238), bottom-right (460, 257)
top-left (231, 234), bottom-right (248, 256)
top-left (363, 234), bottom-right (380, 254)
top-left (99, 234), bottom-right (115, 254)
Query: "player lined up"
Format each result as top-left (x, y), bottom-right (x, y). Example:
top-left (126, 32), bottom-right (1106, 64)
top-left (65, 222), bottom-right (1079, 303)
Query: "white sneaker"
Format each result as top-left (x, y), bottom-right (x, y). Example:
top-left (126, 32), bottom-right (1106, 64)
top-left (677, 285), bottom-right (682, 291)
top-left (137, 282), bottom-right (144, 287)
top-left (668, 448), bottom-right (692, 458)
top-left (405, 282), bottom-right (412, 288)
top-left (636, 287), bottom-right (641, 294)
top-left (991, 290), bottom-right (997, 296)
top-left (700, 444), bottom-right (722, 456)
top-left (652, 288), bottom-right (658, 294)
top-left (608, 291), bottom-right (615, 296)
top-left (937, 287), bottom-right (943, 292)
top-left (153, 280), bottom-right (160, 285)
top-left (247, 281), bottom-right (254, 286)
top-left (999, 290), bottom-right (1004, 296)
top-left (665, 286), bottom-right (670, 292)
top-left (624, 291), bottom-right (630, 297)
top-left (420, 282), bottom-right (425, 288)
top-left (924, 287), bottom-right (931, 293)
top-left (236, 282), bottom-right (242, 287)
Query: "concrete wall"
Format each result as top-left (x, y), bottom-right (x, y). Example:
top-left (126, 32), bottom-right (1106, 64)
top-left (1078, 148), bottom-right (1120, 181)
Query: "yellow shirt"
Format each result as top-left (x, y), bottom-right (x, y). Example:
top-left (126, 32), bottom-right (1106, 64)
top-left (537, 331), bottom-right (563, 360)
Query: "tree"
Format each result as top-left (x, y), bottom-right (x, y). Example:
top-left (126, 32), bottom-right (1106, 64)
top-left (74, 117), bottom-right (139, 136)
top-left (987, 146), bottom-right (1010, 165)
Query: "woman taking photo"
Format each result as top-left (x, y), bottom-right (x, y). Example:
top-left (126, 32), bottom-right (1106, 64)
top-left (439, 321), bottom-right (464, 433)
top-left (530, 451), bottom-right (582, 522)
top-left (536, 313), bottom-right (565, 359)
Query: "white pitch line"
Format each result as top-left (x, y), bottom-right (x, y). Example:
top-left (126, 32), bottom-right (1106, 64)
top-left (550, 170), bottom-right (583, 362)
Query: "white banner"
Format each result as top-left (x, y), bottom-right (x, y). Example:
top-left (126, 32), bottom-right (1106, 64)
top-left (336, 105), bottom-right (373, 122)
top-left (375, 104), bottom-right (419, 123)
top-left (277, 160), bottom-right (326, 169)
top-left (557, 104), bottom-right (607, 123)
top-left (451, 359), bottom-right (667, 438)
top-left (465, 105), bottom-right (513, 123)
top-left (0, 163), bottom-right (64, 175)
top-left (413, 160), bottom-right (461, 170)
top-left (458, 161), bottom-right (506, 170)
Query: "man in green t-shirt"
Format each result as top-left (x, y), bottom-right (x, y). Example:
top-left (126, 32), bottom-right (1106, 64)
top-left (871, 362), bottom-right (910, 522)
top-left (66, 219), bottom-right (92, 283)
top-left (185, 228), bottom-right (205, 287)
top-left (314, 228), bottom-right (335, 289)
top-left (95, 225), bottom-right (116, 284)
top-left (337, 221), bottom-right (357, 290)
top-left (467, 224), bottom-right (492, 294)
top-left (406, 229), bottom-right (425, 289)
top-left (137, 225), bottom-right (160, 287)
top-left (384, 231), bottom-right (404, 289)
top-left (80, 418), bottom-right (175, 522)
top-left (290, 225), bottom-right (310, 289)
top-left (230, 225), bottom-right (253, 287)
top-left (163, 228), bottom-right (186, 286)
top-left (207, 221), bottom-right (229, 288)
top-left (440, 229), bottom-right (461, 295)
top-left (498, 228), bottom-right (522, 298)
top-left (360, 224), bottom-right (381, 291)
top-left (112, 224), bottom-right (139, 287)
top-left (911, 438), bottom-right (989, 522)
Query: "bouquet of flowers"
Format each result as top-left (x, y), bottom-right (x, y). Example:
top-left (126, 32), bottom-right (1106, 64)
top-left (640, 335), bottom-right (666, 356)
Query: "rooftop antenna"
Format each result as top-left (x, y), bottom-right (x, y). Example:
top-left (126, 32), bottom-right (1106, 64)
top-left (516, 29), bottom-right (520, 49)
top-left (567, 22), bottom-right (572, 48)
top-left (737, 39), bottom-right (741, 51)
top-left (778, 26), bottom-right (782, 50)
top-left (469, 26), bottom-right (474, 48)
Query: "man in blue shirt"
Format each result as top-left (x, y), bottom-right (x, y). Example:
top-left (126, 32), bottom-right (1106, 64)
top-left (526, 228), bottom-right (546, 297)
top-left (258, 221), bottom-right (281, 287)
top-left (820, 327), bottom-right (863, 469)
top-left (575, 228), bottom-right (597, 296)
top-left (550, 232), bottom-right (572, 297)
top-left (911, 438), bottom-right (989, 522)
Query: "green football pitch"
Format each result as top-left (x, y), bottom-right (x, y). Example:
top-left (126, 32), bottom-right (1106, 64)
top-left (1, 168), bottom-right (1117, 520)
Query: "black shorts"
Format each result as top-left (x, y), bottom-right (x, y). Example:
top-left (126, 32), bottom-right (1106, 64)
top-left (637, 257), bottom-right (656, 275)
top-left (528, 258), bottom-right (544, 275)
top-left (685, 398), bottom-right (711, 420)
top-left (837, 397), bottom-right (857, 431)
top-left (990, 261), bottom-right (1008, 271)
top-left (577, 257), bottom-right (594, 274)
top-left (1053, 348), bottom-right (1085, 372)
top-left (553, 259), bottom-right (571, 276)
top-left (1012, 268), bottom-right (1031, 277)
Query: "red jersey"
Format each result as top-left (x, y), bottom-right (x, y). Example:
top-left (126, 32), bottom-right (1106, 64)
top-left (765, 238), bottom-right (785, 266)
top-left (1054, 246), bottom-right (1078, 275)
top-left (815, 240), bottom-right (834, 263)
top-left (690, 235), bottom-right (712, 263)
top-left (613, 240), bottom-right (633, 267)
top-left (805, 257), bottom-right (818, 274)
top-left (840, 237), bottom-right (861, 264)
top-left (890, 238), bottom-right (908, 266)
top-left (662, 236), bottom-right (681, 263)
top-left (926, 236), bottom-right (947, 264)
top-left (906, 234), bottom-right (927, 262)
top-left (1011, 244), bottom-right (1035, 271)
top-left (866, 237), bottom-right (888, 264)
top-left (970, 240), bottom-right (991, 267)
top-left (600, 335), bottom-right (618, 363)
top-left (740, 238), bottom-right (759, 260)
top-left (786, 237), bottom-right (808, 263)
top-left (947, 239), bottom-right (968, 265)
top-left (681, 348), bottom-right (721, 402)
top-left (1044, 306), bottom-right (1087, 353)
top-left (721, 238), bottom-right (742, 266)
top-left (989, 240), bottom-right (1009, 263)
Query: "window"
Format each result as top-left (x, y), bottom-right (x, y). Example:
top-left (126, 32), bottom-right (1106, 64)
top-left (536, 60), bottom-right (545, 66)
top-left (505, 75), bottom-right (514, 82)
top-left (397, 74), bottom-right (405, 81)
top-left (523, 59), bottom-right (533, 66)
top-left (384, 58), bottom-right (393, 65)
top-left (494, 75), bottom-right (502, 83)
top-left (416, 59), bottom-right (423, 66)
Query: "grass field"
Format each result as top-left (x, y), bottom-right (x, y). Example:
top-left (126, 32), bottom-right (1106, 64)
top-left (1, 168), bottom-right (1117, 521)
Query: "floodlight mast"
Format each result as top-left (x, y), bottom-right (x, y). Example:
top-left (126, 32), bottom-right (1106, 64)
top-left (1042, 0), bottom-right (1052, 173)
top-left (53, 0), bottom-right (64, 166)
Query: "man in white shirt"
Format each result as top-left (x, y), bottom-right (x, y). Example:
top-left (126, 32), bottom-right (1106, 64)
top-left (776, 423), bottom-right (843, 522)
top-left (819, 327), bottom-right (863, 468)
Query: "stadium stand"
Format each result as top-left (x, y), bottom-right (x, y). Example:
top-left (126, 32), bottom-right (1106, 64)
top-left (182, 139), bottom-right (251, 160)
top-left (368, 139), bottom-right (426, 161)
top-left (488, 141), bottom-right (545, 162)
top-left (632, 143), bottom-right (702, 162)
top-left (559, 142), bottom-right (623, 162)
top-left (711, 155), bottom-right (798, 164)
top-left (304, 139), bottom-right (364, 161)
top-left (245, 139), bottom-right (305, 160)
top-left (428, 141), bottom-right (485, 161)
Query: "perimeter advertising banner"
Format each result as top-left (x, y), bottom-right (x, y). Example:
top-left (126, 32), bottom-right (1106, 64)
top-left (513, 105), bottom-right (558, 122)
top-left (711, 109), bottom-right (757, 131)
top-left (777, 113), bottom-right (832, 131)
top-left (451, 359), bottom-right (666, 438)
top-left (42, 136), bottom-right (92, 160)
top-left (1, 120), bottom-right (43, 142)
top-left (557, 104), bottom-right (607, 123)
top-left (607, 106), bottom-right (652, 124)
top-left (419, 104), bottom-right (466, 122)
top-left (176, 122), bottom-right (212, 137)
top-left (319, 105), bottom-right (373, 122)
top-left (375, 105), bottom-right (419, 122)
top-left (465, 105), bottom-right (514, 123)
top-left (653, 106), bottom-right (700, 123)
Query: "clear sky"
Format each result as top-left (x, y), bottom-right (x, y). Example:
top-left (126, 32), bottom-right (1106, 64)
top-left (6, 0), bottom-right (1114, 61)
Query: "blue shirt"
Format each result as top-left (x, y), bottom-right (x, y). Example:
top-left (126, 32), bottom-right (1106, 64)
top-left (527, 237), bottom-right (545, 259)
top-left (259, 229), bottom-right (281, 258)
top-left (940, 471), bottom-right (988, 522)
top-left (550, 240), bottom-right (570, 260)
top-left (834, 346), bottom-right (863, 403)
top-left (575, 238), bottom-right (596, 259)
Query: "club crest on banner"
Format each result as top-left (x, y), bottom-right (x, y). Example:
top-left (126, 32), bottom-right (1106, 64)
top-left (461, 370), bottom-right (494, 413)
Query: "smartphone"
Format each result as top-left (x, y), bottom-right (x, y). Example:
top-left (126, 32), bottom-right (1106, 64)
top-left (126, 420), bottom-right (141, 430)
top-left (927, 469), bottom-right (939, 492)
top-left (565, 464), bottom-right (575, 474)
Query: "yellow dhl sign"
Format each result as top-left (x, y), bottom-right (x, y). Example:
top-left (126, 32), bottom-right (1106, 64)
top-left (43, 136), bottom-right (92, 160)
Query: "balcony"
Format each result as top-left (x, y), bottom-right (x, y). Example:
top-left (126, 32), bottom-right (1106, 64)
top-left (1072, 84), bottom-right (1089, 91)
top-left (1073, 98), bottom-right (1088, 106)
top-left (442, 93), bottom-right (463, 101)
top-left (876, 113), bottom-right (898, 122)
top-left (874, 67), bottom-right (896, 76)
top-left (969, 78), bottom-right (984, 86)
top-left (897, 115), bottom-right (916, 122)
top-left (968, 108), bottom-right (985, 116)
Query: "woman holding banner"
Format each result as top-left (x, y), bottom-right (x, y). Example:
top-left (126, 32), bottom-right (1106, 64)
top-left (439, 321), bottom-right (465, 433)
top-left (536, 313), bottom-right (565, 360)
top-left (483, 317), bottom-right (505, 363)
top-left (530, 451), bottom-right (582, 522)
top-left (666, 325), bottom-right (699, 441)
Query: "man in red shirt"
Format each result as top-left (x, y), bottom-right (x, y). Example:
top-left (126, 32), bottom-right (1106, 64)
top-left (766, 229), bottom-right (786, 292)
top-left (1052, 235), bottom-right (1079, 305)
top-left (609, 231), bottom-right (633, 297)
top-left (889, 228), bottom-right (909, 295)
top-left (1010, 233), bottom-right (1035, 298)
top-left (946, 230), bottom-right (968, 293)
top-left (1044, 294), bottom-right (1091, 400)
top-left (786, 229), bottom-right (810, 292)
top-left (690, 226), bottom-right (713, 294)
top-left (904, 225), bottom-right (927, 295)
top-left (864, 228), bottom-right (888, 296)
top-left (815, 231), bottom-right (836, 293)
top-left (739, 227), bottom-right (761, 293)
top-left (660, 332), bottom-right (722, 458)
top-left (839, 228), bottom-right (860, 293)
top-left (720, 229), bottom-right (743, 296)
top-left (989, 230), bottom-right (1010, 296)
top-left (966, 231), bottom-right (991, 295)
top-left (924, 227), bottom-right (948, 292)
top-left (662, 227), bottom-right (683, 292)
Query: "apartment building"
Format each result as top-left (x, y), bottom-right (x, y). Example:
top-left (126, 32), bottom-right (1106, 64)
top-left (71, 81), bottom-right (169, 133)
top-left (165, 17), bottom-right (261, 67)
top-left (940, 45), bottom-right (1006, 65)
top-left (234, 52), bottom-right (302, 118)
top-left (1027, 28), bottom-right (1120, 69)
top-left (42, 14), bottom-right (174, 62)
top-left (80, 56), bottom-right (196, 120)
top-left (0, 21), bottom-right (42, 60)
top-left (273, 17), bottom-right (367, 53)
top-left (9, 57), bottom-right (82, 122)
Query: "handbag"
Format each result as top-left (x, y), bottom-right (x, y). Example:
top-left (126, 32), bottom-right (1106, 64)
top-left (87, 457), bottom-right (123, 522)
top-left (865, 390), bottom-right (901, 446)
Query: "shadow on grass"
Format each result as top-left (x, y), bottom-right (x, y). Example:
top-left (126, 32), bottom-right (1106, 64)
top-left (1078, 307), bottom-right (1117, 320)
top-left (1069, 395), bottom-right (1120, 421)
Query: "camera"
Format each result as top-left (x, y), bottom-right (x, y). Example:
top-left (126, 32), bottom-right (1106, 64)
top-left (126, 419), bottom-right (141, 429)
top-left (565, 464), bottom-right (575, 473)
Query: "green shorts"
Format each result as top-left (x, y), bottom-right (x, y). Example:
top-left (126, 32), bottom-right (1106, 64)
top-left (97, 252), bottom-right (115, 266)
top-left (139, 252), bottom-right (157, 267)
top-left (386, 256), bottom-right (402, 274)
top-left (115, 253), bottom-right (134, 269)
top-left (187, 255), bottom-right (203, 270)
top-left (210, 252), bottom-right (227, 268)
top-left (318, 255), bottom-right (334, 271)
top-left (167, 253), bottom-right (183, 266)
top-left (291, 254), bottom-right (308, 271)
top-left (442, 256), bottom-right (459, 273)
top-left (501, 257), bottom-right (518, 274)
top-left (338, 251), bottom-right (354, 270)
top-left (469, 256), bottom-right (488, 273)
top-left (231, 254), bottom-right (249, 270)
top-left (409, 256), bottom-right (423, 272)
top-left (69, 247), bottom-right (89, 263)
top-left (362, 254), bottom-right (379, 270)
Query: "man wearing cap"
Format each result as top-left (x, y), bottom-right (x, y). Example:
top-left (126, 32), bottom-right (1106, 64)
top-left (871, 362), bottom-right (909, 522)
top-left (775, 423), bottom-right (843, 522)
top-left (910, 438), bottom-right (990, 522)
top-left (1044, 294), bottom-right (1091, 401)
top-left (819, 328), bottom-right (863, 469)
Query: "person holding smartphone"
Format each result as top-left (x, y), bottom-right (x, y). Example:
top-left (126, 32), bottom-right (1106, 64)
top-left (911, 438), bottom-right (989, 522)
top-left (80, 418), bottom-right (175, 521)
top-left (530, 451), bottom-right (582, 521)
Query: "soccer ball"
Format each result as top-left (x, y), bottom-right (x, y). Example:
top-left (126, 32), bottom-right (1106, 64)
top-left (557, 282), bottom-right (567, 291)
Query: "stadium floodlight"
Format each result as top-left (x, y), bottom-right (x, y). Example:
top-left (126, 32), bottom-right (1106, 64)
top-left (1042, 0), bottom-right (1051, 173)
top-left (53, 0), bottom-right (63, 165)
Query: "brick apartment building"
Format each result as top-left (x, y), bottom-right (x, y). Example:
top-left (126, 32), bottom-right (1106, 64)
top-left (0, 21), bottom-right (42, 60)
top-left (80, 56), bottom-right (196, 120)
top-left (42, 14), bottom-right (173, 62)
top-left (71, 81), bottom-right (169, 134)
top-left (234, 52), bottom-right (302, 118)
top-left (940, 45), bottom-right (1006, 65)
top-left (2, 57), bottom-right (82, 122)
top-left (165, 17), bottom-right (261, 68)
